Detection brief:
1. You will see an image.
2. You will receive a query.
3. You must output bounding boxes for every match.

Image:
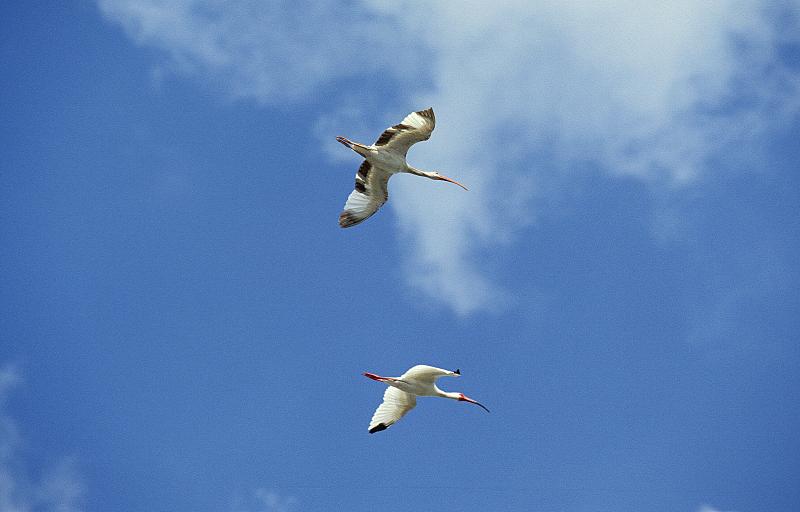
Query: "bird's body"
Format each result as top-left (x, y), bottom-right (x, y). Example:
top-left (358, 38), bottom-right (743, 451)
top-left (359, 146), bottom-right (406, 174)
top-left (336, 108), bottom-right (468, 228)
top-left (363, 364), bottom-right (489, 433)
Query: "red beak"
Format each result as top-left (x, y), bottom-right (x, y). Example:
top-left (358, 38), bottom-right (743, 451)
top-left (460, 394), bottom-right (490, 413)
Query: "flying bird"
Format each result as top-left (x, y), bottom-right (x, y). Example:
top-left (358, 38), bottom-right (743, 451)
top-left (336, 108), bottom-right (468, 228)
top-left (363, 364), bottom-right (489, 434)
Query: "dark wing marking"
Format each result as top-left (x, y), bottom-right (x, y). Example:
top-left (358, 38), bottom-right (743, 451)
top-left (372, 108), bottom-right (436, 156)
top-left (375, 123), bottom-right (413, 146)
top-left (339, 162), bottom-right (391, 228)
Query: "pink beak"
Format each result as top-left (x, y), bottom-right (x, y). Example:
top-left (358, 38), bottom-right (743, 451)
top-left (436, 174), bottom-right (469, 191)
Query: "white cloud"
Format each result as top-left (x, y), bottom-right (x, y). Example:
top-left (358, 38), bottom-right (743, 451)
top-left (0, 365), bottom-right (85, 512)
top-left (98, 0), bottom-right (800, 314)
top-left (231, 488), bottom-right (296, 512)
top-left (698, 505), bottom-right (736, 512)
top-left (95, 0), bottom-right (403, 103)
top-left (377, 0), bottom-right (800, 313)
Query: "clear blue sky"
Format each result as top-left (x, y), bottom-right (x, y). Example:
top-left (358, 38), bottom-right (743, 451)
top-left (1, 2), bottom-right (799, 512)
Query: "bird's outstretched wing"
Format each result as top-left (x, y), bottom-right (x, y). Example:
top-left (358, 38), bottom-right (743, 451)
top-left (339, 160), bottom-right (391, 228)
top-left (373, 108), bottom-right (436, 156)
top-left (400, 365), bottom-right (459, 385)
top-left (369, 386), bottom-right (417, 433)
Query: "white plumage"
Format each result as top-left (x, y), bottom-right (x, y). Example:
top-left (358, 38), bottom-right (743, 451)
top-left (336, 108), bottom-right (468, 228)
top-left (369, 386), bottom-right (416, 433)
top-left (363, 364), bottom-right (489, 434)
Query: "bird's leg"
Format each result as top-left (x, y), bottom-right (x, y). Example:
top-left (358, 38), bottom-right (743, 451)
top-left (336, 136), bottom-right (371, 158)
top-left (336, 136), bottom-right (354, 148)
top-left (363, 372), bottom-right (398, 383)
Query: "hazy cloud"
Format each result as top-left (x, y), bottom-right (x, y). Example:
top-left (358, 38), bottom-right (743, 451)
top-left (698, 505), bottom-right (737, 512)
top-left (98, 0), bottom-right (800, 314)
top-left (377, 0), bottom-right (800, 313)
top-left (232, 488), bottom-right (296, 512)
top-left (96, 0), bottom-right (402, 103)
top-left (0, 365), bottom-right (85, 512)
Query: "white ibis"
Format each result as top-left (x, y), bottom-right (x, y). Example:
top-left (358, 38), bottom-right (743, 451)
top-left (336, 108), bottom-right (468, 228)
top-left (363, 364), bottom-right (489, 434)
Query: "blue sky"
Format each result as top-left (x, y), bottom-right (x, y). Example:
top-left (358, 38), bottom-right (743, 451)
top-left (1, 1), bottom-right (799, 511)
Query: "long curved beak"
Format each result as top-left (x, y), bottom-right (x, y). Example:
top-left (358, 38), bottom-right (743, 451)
top-left (462, 395), bottom-right (490, 413)
top-left (436, 174), bottom-right (469, 191)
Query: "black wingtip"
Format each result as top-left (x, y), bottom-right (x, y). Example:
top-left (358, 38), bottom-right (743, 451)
top-left (454, 368), bottom-right (460, 375)
top-left (369, 423), bottom-right (389, 434)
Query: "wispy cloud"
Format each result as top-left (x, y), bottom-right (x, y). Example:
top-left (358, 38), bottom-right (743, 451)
top-left (698, 504), bottom-right (737, 512)
top-left (95, 0), bottom-right (402, 103)
top-left (98, 0), bottom-right (800, 314)
top-left (0, 364), bottom-right (85, 512)
top-left (378, 0), bottom-right (800, 313)
top-left (231, 488), bottom-right (296, 512)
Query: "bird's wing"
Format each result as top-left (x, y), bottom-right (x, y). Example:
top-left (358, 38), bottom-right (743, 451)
top-left (399, 365), bottom-right (457, 384)
top-left (373, 108), bottom-right (436, 156)
top-left (368, 386), bottom-right (417, 433)
top-left (339, 160), bottom-right (391, 228)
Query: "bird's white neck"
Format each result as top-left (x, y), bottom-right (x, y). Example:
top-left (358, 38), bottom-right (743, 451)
top-left (405, 164), bottom-right (437, 179)
top-left (436, 388), bottom-right (462, 400)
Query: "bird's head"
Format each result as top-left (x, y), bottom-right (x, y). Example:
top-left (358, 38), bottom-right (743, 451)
top-left (430, 172), bottom-right (469, 191)
top-left (457, 393), bottom-right (490, 413)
